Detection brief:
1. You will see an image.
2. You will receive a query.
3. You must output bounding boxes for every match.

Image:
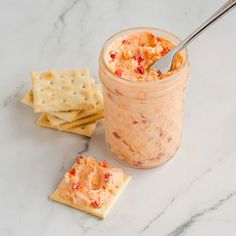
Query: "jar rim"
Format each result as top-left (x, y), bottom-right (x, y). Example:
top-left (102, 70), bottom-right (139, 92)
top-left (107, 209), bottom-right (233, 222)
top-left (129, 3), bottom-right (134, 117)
top-left (99, 27), bottom-right (189, 87)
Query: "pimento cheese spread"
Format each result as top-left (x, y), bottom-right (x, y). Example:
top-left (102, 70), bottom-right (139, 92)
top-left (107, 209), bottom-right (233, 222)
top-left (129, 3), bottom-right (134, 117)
top-left (99, 29), bottom-right (189, 168)
top-left (104, 31), bottom-right (183, 81)
top-left (58, 156), bottom-right (124, 208)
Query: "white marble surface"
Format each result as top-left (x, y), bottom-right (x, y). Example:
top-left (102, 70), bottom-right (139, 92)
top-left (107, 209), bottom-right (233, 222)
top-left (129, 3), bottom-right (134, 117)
top-left (0, 0), bottom-right (236, 235)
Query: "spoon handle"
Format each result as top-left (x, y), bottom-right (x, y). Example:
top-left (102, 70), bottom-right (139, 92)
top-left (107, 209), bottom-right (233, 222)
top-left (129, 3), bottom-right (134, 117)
top-left (174, 0), bottom-right (236, 54)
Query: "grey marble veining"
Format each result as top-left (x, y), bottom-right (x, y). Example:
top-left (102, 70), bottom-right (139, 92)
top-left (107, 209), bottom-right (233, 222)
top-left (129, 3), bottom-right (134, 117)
top-left (0, 0), bottom-right (236, 235)
top-left (166, 190), bottom-right (236, 236)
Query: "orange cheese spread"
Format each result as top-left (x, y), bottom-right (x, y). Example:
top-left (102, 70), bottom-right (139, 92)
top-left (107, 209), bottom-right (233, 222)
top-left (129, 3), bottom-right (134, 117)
top-left (104, 31), bottom-right (183, 81)
top-left (58, 156), bottom-right (124, 208)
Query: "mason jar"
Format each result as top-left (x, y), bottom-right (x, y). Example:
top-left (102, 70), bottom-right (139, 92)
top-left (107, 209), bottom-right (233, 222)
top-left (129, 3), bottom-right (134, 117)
top-left (99, 27), bottom-right (190, 169)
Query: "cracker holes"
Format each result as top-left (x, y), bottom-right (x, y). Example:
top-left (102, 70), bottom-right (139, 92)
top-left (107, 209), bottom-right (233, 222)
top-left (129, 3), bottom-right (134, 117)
top-left (73, 92), bottom-right (77, 95)
top-left (81, 126), bottom-right (85, 130)
top-left (50, 81), bottom-right (54, 85)
top-left (62, 99), bottom-right (66, 103)
top-left (42, 101), bottom-right (45, 104)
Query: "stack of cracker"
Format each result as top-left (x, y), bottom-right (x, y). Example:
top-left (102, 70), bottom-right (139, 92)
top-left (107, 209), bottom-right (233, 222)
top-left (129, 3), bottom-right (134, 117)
top-left (21, 68), bottom-right (104, 137)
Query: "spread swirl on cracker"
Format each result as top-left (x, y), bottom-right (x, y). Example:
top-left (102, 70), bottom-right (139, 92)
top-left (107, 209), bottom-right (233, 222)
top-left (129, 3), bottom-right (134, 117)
top-left (50, 155), bottom-right (131, 218)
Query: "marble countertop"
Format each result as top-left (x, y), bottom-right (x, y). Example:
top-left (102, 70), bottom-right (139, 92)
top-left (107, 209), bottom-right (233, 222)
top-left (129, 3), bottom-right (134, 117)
top-left (1, 0), bottom-right (236, 235)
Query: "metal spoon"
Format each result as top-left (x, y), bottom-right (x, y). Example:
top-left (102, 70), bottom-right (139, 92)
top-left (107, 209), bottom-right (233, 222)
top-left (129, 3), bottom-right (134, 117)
top-left (152, 0), bottom-right (236, 74)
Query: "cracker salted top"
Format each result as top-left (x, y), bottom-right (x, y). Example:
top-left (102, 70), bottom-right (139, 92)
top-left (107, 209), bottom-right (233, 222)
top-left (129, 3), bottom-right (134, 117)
top-left (22, 82), bottom-right (103, 122)
top-left (31, 69), bottom-right (96, 112)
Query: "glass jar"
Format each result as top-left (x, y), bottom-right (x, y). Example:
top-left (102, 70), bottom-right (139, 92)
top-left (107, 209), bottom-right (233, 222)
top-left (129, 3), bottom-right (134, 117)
top-left (99, 27), bottom-right (190, 169)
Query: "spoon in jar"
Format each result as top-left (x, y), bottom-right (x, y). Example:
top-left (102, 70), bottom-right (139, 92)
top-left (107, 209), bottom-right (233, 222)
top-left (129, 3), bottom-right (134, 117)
top-left (152, 0), bottom-right (236, 74)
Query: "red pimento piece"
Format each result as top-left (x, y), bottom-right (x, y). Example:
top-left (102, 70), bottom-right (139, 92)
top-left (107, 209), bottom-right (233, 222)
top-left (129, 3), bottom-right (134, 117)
top-left (122, 39), bottom-right (130, 45)
top-left (141, 119), bottom-right (147, 124)
top-left (122, 140), bottom-right (129, 146)
top-left (114, 89), bottom-right (123, 96)
top-left (110, 51), bottom-right (117, 60)
top-left (72, 182), bottom-right (82, 190)
top-left (156, 36), bottom-right (161, 42)
top-left (91, 200), bottom-right (101, 208)
top-left (69, 168), bottom-right (76, 176)
top-left (140, 114), bottom-right (147, 123)
top-left (133, 160), bottom-right (143, 167)
top-left (115, 68), bottom-right (122, 77)
top-left (76, 155), bottom-right (83, 164)
top-left (135, 65), bottom-right (145, 74)
top-left (150, 33), bottom-right (155, 39)
top-left (99, 160), bottom-right (110, 168)
top-left (156, 69), bottom-right (162, 77)
top-left (133, 54), bottom-right (146, 64)
top-left (103, 172), bottom-right (110, 182)
top-left (149, 33), bottom-right (157, 46)
top-left (161, 47), bottom-right (170, 56)
top-left (112, 131), bottom-right (121, 139)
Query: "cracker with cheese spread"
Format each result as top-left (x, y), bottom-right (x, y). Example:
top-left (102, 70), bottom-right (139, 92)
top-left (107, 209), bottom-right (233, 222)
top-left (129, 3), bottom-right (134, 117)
top-left (50, 156), bottom-right (131, 218)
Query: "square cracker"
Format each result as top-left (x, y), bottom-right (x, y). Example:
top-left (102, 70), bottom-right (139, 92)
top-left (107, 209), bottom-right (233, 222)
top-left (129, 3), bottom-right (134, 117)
top-left (21, 90), bottom-right (80, 121)
top-left (49, 110), bottom-right (80, 122)
top-left (50, 166), bottom-right (131, 219)
top-left (49, 83), bottom-right (103, 122)
top-left (58, 111), bottom-right (104, 130)
top-left (72, 83), bottom-right (103, 121)
top-left (36, 113), bottom-right (97, 137)
top-left (21, 81), bottom-right (103, 122)
top-left (47, 111), bottom-right (103, 128)
top-left (32, 69), bottom-right (95, 112)
top-left (46, 113), bottom-right (68, 127)
top-left (21, 90), bottom-right (34, 107)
